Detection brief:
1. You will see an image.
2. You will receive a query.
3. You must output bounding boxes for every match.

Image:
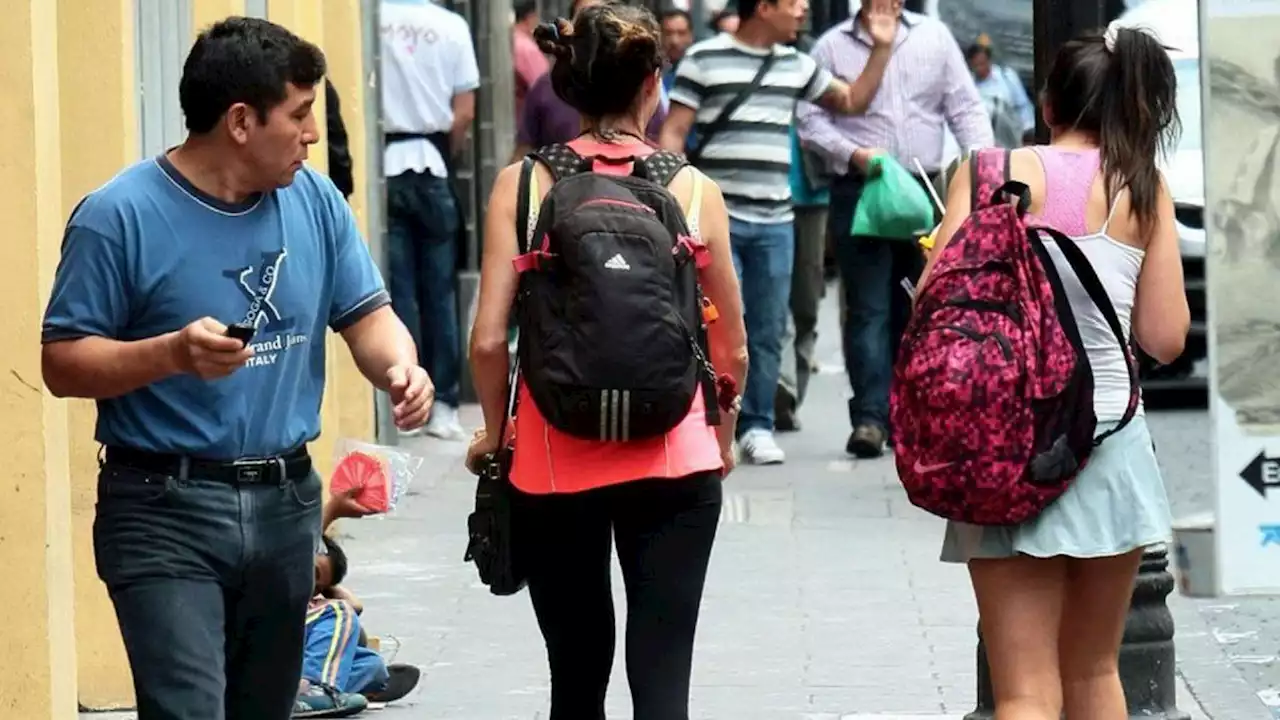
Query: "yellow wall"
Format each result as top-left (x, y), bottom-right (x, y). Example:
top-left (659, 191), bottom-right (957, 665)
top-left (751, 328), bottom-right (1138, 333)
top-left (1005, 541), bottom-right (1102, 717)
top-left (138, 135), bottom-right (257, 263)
top-left (323, 0), bottom-right (379, 445)
top-left (0, 1), bottom-right (78, 718)
top-left (59, 0), bottom-right (140, 708)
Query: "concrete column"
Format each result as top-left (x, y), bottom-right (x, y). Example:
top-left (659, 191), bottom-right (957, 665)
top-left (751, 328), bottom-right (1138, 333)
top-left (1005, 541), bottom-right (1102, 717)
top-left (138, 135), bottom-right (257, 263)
top-left (57, 0), bottom-right (140, 709)
top-left (323, 0), bottom-right (377, 445)
top-left (0, 1), bottom-right (78, 718)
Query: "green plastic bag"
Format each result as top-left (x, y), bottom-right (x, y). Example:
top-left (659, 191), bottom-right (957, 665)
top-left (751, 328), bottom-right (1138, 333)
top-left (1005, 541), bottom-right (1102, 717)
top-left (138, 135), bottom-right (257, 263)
top-left (850, 155), bottom-right (936, 241)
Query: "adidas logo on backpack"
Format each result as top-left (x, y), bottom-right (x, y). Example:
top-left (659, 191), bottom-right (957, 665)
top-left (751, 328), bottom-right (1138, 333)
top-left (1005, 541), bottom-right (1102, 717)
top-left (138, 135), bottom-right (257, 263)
top-left (510, 143), bottom-right (722, 442)
top-left (890, 149), bottom-right (1139, 526)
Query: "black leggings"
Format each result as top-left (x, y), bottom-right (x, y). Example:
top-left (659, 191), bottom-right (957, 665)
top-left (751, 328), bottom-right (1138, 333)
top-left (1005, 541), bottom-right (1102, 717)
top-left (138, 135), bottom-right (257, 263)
top-left (517, 471), bottom-right (723, 720)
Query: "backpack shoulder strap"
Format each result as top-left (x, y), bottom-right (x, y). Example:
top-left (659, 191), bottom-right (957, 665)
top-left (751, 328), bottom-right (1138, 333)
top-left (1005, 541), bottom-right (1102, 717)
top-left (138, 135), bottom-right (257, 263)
top-left (530, 143), bottom-right (591, 182)
top-left (634, 149), bottom-right (689, 187)
top-left (1029, 225), bottom-right (1140, 444)
top-left (969, 148), bottom-right (1009, 210)
top-left (516, 157), bottom-right (540, 254)
top-left (969, 147), bottom-right (1032, 215)
top-left (686, 171), bottom-right (705, 239)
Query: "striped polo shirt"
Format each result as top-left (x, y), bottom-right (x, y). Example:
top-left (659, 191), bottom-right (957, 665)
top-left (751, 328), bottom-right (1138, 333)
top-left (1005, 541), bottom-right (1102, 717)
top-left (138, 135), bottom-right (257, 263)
top-left (670, 33), bottom-right (833, 224)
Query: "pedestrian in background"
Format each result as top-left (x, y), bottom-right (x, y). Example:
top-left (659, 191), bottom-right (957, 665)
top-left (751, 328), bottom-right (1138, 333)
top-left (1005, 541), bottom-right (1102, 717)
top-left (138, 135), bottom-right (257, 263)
top-left (798, 0), bottom-right (993, 460)
top-left (777, 29), bottom-right (830, 432)
top-left (924, 25), bottom-right (1187, 719)
top-left (967, 36), bottom-right (1036, 147)
top-left (513, 0), bottom-right (550, 121)
top-left (709, 8), bottom-right (739, 34)
top-left (660, 8), bottom-right (695, 95)
top-left (381, 0), bottom-right (480, 441)
top-left (41, 17), bottom-right (432, 719)
top-left (662, 0), bottom-right (897, 465)
top-left (467, 4), bottom-right (747, 717)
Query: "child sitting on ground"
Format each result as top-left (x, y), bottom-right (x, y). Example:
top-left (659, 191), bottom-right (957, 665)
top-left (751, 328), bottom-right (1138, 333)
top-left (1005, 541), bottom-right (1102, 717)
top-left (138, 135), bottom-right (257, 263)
top-left (293, 489), bottom-right (421, 718)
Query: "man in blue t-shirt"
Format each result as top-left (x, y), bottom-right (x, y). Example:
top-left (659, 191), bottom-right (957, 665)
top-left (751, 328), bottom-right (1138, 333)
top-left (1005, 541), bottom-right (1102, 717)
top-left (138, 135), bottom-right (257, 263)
top-left (41, 18), bottom-right (433, 720)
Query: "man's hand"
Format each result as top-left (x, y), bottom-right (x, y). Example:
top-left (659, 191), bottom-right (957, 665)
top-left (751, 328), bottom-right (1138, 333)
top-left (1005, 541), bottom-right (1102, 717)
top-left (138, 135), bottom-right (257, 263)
top-left (863, 0), bottom-right (900, 48)
top-left (850, 147), bottom-right (886, 174)
top-left (387, 365), bottom-right (434, 431)
top-left (169, 317), bottom-right (254, 379)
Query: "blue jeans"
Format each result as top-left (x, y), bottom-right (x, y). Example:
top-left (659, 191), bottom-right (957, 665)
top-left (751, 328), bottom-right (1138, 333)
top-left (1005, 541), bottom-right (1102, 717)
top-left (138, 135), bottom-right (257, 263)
top-left (729, 217), bottom-right (795, 435)
top-left (303, 600), bottom-right (389, 694)
top-left (94, 463), bottom-right (322, 720)
top-left (835, 236), bottom-right (922, 430)
top-left (387, 170), bottom-right (461, 407)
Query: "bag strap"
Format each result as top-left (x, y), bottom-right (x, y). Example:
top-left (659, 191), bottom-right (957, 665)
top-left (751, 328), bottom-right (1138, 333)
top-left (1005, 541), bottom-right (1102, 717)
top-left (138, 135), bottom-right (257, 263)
top-left (529, 143), bottom-right (591, 183)
top-left (686, 170), bottom-right (705, 238)
top-left (634, 149), bottom-right (690, 187)
top-left (688, 50), bottom-right (777, 165)
top-left (506, 158), bottom-right (544, 442)
top-left (516, 157), bottom-right (541, 254)
top-left (1028, 225), bottom-right (1140, 443)
top-left (969, 148), bottom-right (1032, 215)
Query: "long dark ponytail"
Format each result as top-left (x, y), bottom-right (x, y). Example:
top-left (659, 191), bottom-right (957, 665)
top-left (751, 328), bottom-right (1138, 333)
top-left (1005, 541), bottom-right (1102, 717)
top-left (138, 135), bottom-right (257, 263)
top-left (1043, 26), bottom-right (1181, 236)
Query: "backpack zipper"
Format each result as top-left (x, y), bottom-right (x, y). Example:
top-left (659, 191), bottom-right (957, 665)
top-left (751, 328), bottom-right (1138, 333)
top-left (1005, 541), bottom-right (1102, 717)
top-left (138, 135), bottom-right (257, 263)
top-left (943, 298), bottom-right (1022, 325)
top-left (936, 324), bottom-right (1015, 361)
top-left (577, 198), bottom-right (656, 213)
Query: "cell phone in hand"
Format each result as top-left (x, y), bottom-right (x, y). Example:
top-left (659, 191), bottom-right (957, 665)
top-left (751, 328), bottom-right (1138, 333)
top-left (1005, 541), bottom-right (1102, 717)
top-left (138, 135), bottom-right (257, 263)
top-left (226, 322), bottom-right (256, 346)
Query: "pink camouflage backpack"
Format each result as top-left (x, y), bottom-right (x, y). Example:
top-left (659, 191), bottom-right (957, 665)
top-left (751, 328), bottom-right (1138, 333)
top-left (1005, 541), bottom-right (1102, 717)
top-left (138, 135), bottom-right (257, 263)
top-left (890, 148), bottom-right (1139, 526)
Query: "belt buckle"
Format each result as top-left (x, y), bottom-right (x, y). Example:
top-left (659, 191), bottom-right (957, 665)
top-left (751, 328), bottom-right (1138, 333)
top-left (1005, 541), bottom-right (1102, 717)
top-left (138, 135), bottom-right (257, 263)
top-left (232, 458), bottom-right (270, 484)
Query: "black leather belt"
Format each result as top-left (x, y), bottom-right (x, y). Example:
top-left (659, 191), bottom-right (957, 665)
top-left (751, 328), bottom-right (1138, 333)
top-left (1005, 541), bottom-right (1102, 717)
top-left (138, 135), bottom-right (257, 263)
top-left (104, 446), bottom-right (312, 485)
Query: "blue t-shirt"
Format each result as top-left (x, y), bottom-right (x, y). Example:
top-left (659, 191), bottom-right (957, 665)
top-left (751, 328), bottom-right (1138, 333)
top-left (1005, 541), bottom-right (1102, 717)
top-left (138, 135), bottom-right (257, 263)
top-left (42, 156), bottom-right (389, 460)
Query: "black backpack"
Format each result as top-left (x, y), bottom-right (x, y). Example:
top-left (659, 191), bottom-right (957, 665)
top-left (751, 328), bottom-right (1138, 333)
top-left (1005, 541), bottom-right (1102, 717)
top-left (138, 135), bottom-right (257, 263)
top-left (512, 143), bottom-right (721, 441)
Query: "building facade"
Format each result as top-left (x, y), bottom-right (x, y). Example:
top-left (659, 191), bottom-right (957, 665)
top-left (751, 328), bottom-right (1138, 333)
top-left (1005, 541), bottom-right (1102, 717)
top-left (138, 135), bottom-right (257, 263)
top-left (2, 1), bottom-right (378, 714)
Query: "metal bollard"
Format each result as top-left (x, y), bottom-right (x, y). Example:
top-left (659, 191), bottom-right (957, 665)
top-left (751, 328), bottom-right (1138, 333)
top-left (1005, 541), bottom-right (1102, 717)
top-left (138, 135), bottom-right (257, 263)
top-left (964, 545), bottom-right (1189, 720)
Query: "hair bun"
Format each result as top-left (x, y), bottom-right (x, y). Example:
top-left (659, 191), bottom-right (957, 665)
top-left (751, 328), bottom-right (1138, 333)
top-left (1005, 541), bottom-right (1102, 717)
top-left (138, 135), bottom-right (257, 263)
top-left (615, 18), bottom-right (658, 56)
top-left (533, 19), bottom-right (574, 59)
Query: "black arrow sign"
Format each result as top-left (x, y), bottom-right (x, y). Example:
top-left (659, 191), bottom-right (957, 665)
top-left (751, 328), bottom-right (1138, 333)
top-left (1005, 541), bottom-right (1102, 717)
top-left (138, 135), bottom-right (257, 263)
top-left (1240, 452), bottom-right (1280, 498)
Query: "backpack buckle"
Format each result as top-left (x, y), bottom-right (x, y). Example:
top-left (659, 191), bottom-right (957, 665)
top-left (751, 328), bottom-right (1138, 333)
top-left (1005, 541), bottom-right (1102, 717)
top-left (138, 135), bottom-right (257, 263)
top-left (512, 250), bottom-right (554, 273)
top-left (674, 235), bottom-right (710, 269)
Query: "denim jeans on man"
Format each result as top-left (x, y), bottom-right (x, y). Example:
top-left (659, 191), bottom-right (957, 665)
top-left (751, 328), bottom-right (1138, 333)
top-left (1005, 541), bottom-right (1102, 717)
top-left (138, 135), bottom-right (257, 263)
top-left (828, 173), bottom-right (931, 432)
top-left (386, 170), bottom-right (461, 407)
top-left (729, 217), bottom-right (795, 434)
top-left (95, 464), bottom-right (322, 720)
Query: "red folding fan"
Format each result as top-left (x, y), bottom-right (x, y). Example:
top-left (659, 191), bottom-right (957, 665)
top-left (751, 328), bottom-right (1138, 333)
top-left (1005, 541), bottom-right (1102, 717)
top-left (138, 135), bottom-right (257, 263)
top-left (330, 450), bottom-right (390, 513)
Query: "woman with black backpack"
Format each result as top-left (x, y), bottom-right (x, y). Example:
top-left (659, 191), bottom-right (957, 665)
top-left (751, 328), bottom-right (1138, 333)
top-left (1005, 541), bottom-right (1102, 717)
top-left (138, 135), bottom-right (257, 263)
top-left (465, 3), bottom-right (748, 719)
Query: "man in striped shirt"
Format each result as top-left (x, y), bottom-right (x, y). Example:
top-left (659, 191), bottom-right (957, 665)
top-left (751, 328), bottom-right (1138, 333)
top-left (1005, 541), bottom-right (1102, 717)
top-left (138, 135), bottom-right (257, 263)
top-left (661, 0), bottom-right (897, 465)
top-left (798, 2), bottom-right (993, 459)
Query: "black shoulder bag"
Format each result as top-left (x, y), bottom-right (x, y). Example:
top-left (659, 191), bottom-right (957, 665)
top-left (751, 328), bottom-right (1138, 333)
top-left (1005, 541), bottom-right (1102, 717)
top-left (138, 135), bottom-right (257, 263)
top-left (462, 157), bottom-right (539, 597)
top-left (687, 50), bottom-right (777, 166)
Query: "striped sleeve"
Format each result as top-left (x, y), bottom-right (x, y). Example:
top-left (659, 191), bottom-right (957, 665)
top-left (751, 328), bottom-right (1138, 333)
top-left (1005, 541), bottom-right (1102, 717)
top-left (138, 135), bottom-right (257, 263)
top-left (669, 51), bottom-right (705, 111)
top-left (798, 51), bottom-right (833, 103)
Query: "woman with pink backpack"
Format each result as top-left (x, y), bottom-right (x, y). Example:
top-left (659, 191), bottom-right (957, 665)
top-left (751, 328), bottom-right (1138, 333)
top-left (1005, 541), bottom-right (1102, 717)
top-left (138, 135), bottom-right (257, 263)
top-left (898, 24), bottom-right (1190, 720)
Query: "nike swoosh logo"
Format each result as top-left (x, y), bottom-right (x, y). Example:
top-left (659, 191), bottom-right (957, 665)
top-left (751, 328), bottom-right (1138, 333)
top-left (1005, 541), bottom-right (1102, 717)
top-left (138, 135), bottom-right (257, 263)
top-left (914, 459), bottom-right (956, 473)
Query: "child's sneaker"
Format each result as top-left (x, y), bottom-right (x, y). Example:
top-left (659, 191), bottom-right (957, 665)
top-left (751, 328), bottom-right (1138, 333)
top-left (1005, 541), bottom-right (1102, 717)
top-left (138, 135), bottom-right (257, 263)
top-left (293, 683), bottom-right (368, 718)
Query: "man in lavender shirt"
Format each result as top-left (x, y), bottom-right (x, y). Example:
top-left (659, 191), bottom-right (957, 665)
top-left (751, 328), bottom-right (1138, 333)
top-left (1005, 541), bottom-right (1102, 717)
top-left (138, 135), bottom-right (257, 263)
top-left (797, 0), bottom-right (993, 459)
top-left (510, 0), bottom-right (664, 161)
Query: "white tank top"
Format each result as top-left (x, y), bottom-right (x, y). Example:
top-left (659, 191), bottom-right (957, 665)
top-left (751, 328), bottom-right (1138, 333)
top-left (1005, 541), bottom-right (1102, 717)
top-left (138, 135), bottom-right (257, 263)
top-left (1029, 146), bottom-right (1144, 423)
top-left (1042, 233), bottom-right (1144, 422)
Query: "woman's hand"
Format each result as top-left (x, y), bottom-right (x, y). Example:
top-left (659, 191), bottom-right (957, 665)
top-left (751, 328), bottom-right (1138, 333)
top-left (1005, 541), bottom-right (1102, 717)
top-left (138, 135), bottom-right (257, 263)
top-left (720, 442), bottom-right (737, 478)
top-left (466, 428), bottom-right (502, 475)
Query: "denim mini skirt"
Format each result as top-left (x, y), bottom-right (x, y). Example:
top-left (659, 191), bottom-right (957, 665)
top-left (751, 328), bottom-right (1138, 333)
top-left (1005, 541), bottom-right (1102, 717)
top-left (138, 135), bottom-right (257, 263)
top-left (940, 415), bottom-right (1173, 562)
